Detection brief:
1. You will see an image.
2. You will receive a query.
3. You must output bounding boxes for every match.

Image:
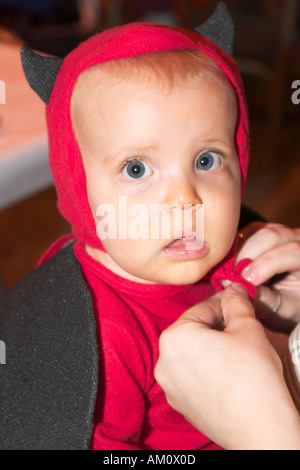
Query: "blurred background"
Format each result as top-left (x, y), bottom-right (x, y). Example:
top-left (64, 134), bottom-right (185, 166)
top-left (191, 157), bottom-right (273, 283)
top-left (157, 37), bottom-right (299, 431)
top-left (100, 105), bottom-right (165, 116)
top-left (0, 0), bottom-right (299, 289)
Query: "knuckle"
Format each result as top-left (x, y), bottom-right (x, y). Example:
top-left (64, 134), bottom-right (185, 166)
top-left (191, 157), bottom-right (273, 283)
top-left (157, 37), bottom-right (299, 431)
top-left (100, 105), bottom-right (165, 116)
top-left (230, 292), bottom-right (255, 313)
top-left (231, 292), bottom-right (247, 304)
top-left (158, 327), bottom-right (178, 356)
top-left (154, 364), bottom-right (168, 392)
top-left (259, 250), bottom-right (274, 271)
top-left (286, 240), bottom-right (300, 256)
top-left (259, 225), bottom-right (284, 243)
top-left (157, 328), bottom-right (169, 351)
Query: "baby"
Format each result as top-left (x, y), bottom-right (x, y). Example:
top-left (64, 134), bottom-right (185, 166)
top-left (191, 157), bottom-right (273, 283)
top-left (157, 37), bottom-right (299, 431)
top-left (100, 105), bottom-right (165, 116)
top-left (21, 3), bottom-right (252, 450)
top-left (3, 3), bottom-right (297, 450)
top-left (70, 47), bottom-right (242, 450)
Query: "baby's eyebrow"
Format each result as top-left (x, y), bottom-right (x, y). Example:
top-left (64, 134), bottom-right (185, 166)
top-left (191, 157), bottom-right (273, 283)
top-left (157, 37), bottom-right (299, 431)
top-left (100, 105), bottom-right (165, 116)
top-left (102, 144), bottom-right (159, 164)
top-left (101, 139), bottom-right (234, 166)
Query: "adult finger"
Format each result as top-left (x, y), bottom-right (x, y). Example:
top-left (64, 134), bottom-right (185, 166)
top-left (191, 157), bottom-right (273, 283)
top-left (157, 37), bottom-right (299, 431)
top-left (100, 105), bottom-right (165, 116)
top-left (178, 285), bottom-right (256, 334)
top-left (237, 223), bottom-right (300, 263)
top-left (240, 241), bottom-right (300, 285)
top-left (254, 285), bottom-right (299, 331)
top-left (221, 284), bottom-right (258, 334)
top-left (177, 293), bottom-right (223, 330)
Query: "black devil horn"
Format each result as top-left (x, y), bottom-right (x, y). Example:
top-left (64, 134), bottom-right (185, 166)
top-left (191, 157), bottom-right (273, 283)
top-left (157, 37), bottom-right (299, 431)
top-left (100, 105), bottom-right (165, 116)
top-left (195, 2), bottom-right (235, 56)
top-left (21, 45), bottom-right (64, 104)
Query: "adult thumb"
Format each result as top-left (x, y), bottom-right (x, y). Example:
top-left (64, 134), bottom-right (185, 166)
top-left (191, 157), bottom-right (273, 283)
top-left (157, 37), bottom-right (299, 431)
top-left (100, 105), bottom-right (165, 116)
top-left (221, 284), bottom-right (256, 332)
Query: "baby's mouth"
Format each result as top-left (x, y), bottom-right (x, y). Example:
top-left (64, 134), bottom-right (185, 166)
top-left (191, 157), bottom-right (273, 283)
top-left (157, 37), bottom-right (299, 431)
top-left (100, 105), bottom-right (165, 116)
top-left (166, 236), bottom-right (201, 249)
top-left (166, 236), bottom-right (205, 249)
top-left (166, 229), bottom-right (204, 248)
top-left (163, 231), bottom-right (208, 260)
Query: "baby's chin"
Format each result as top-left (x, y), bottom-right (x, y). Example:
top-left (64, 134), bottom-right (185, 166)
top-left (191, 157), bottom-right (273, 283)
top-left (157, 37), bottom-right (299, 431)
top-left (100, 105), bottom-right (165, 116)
top-left (152, 268), bottom-right (209, 286)
top-left (124, 260), bottom-right (212, 286)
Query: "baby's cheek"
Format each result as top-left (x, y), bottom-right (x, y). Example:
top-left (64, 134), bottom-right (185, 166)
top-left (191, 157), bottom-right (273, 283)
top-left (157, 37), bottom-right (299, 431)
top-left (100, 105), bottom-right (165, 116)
top-left (205, 203), bottom-right (238, 253)
top-left (103, 237), bottom-right (141, 264)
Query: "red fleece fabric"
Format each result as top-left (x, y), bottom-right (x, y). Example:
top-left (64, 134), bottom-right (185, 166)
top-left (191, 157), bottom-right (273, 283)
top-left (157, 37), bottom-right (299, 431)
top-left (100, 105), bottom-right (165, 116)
top-left (75, 239), bottom-right (224, 450)
top-left (39, 22), bottom-right (256, 449)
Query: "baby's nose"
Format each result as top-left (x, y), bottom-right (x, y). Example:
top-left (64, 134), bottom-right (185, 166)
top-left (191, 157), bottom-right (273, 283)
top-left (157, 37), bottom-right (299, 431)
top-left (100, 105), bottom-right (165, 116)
top-left (164, 179), bottom-right (202, 210)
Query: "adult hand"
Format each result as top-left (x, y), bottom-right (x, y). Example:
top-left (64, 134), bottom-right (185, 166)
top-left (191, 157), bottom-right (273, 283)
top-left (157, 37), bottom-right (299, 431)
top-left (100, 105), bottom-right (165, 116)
top-left (154, 284), bottom-right (300, 450)
top-left (236, 222), bottom-right (300, 332)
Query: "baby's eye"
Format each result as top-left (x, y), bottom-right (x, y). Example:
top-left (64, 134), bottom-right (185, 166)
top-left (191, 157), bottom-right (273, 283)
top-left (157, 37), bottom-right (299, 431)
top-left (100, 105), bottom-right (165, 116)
top-left (122, 160), bottom-right (152, 180)
top-left (195, 151), bottom-right (222, 171)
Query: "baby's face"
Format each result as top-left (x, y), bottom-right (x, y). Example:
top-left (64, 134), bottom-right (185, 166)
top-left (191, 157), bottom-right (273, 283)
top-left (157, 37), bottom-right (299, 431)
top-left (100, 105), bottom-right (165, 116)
top-left (71, 73), bottom-right (241, 285)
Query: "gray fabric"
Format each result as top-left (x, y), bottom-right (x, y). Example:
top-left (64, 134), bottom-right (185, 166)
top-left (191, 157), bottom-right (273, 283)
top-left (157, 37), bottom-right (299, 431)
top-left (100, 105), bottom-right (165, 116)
top-left (0, 242), bottom-right (98, 450)
top-left (20, 45), bottom-right (64, 105)
top-left (195, 2), bottom-right (235, 56)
